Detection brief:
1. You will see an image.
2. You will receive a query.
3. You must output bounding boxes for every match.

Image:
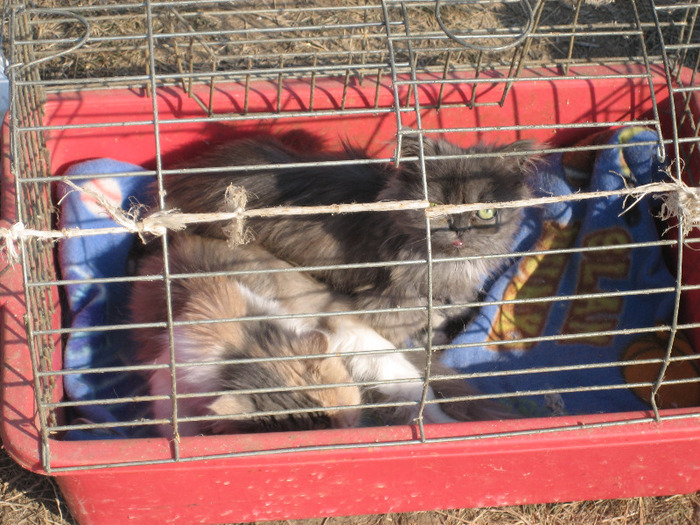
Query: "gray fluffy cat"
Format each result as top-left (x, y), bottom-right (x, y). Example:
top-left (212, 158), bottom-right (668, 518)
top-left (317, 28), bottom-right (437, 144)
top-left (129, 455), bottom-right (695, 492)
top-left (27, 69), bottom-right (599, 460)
top-left (159, 133), bottom-right (534, 346)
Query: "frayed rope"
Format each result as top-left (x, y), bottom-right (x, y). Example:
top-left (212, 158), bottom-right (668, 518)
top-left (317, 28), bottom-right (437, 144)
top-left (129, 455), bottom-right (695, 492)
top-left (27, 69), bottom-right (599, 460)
top-left (658, 178), bottom-right (700, 236)
top-left (1, 177), bottom-right (699, 266)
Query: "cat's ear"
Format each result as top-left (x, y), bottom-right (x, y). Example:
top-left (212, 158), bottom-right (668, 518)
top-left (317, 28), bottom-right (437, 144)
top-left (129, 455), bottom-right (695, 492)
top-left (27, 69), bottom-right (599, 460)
top-left (396, 134), bottom-right (442, 161)
top-left (397, 134), bottom-right (419, 159)
top-left (292, 330), bottom-right (331, 373)
top-left (391, 135), bottom-right (445, 188)
top-left (292, 331), bottom-right (336, 377)
top-left (494, 140), bottom-right (541, 173)
top-left (292, 330), bottom-right (330, 357)
top-left (207, 394), bottom-right (256, 434)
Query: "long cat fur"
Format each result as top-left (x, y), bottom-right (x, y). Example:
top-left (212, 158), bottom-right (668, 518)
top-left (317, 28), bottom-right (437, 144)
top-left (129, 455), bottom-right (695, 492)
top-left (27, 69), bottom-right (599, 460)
top-left (131, 235), bottom-right (512, 434)
top-left (130, 236), bottom-right (361, 437)
top-left (158, 134), bottom-right (534, 347)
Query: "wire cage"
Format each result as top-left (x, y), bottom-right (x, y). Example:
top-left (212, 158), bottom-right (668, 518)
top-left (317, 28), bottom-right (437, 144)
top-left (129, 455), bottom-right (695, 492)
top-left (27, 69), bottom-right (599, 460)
top-left (2, 0), bottom-right (700, 523)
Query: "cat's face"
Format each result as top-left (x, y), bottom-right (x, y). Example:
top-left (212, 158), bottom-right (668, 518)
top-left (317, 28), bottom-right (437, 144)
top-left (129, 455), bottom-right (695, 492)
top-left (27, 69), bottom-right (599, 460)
top-left (380, 137), bottom-right (534, 256)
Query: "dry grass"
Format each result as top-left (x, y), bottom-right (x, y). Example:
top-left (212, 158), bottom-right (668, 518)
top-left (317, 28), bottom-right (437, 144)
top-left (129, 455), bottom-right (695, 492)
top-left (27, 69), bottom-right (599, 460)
top-left (0, 445), bottom-right (74, 525)
top-left (23, 0), bottom-right (679, 87)
top-left (3, 0), bottom-right (700, 524)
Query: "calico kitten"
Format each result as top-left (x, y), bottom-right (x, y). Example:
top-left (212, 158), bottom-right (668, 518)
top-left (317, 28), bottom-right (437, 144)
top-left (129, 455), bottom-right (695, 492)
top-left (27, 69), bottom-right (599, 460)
top-left (159, 134), bottom-right (534, 346)
top-left (131, 235), bottom-right (509, 434)
top-left (130, 236), bottom-right (362, 437)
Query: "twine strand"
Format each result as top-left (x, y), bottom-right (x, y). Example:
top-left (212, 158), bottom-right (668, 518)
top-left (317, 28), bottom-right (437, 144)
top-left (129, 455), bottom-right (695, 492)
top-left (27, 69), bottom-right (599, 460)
top-left (0, 178), bottom-right (698, 266)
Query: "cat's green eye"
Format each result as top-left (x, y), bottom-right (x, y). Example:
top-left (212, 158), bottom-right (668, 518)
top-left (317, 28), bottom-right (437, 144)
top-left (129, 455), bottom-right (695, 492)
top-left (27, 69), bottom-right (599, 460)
top-left (429, 202), bottom-right (439, 207)
top-left (476, 208), bottom-right (497, 221)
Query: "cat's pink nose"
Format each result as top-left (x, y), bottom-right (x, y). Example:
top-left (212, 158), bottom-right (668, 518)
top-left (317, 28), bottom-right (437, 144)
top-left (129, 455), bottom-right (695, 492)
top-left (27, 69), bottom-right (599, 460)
top-left (452, 239), bottom-right (464, 248)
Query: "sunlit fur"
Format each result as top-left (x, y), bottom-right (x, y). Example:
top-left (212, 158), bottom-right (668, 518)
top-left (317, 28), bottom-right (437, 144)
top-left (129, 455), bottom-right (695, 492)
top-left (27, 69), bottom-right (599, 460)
top-left (160, 134), bottom-right (534, 346)
top-left (130, 237), bottom-right (361, 437)
top-left (131, 236), bottom-right (514, 435)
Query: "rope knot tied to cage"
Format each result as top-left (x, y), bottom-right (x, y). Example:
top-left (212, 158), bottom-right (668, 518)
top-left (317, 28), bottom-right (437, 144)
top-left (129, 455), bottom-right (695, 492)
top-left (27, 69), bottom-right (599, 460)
top-left (658, 178), bottom-right (700, 236)
top-left (60, 179), bottom-right (250, 245)
top-left (60, 179), bottom-right (189, 242)
top-left (221, 183), bottom-right (249, 246)
top-left (0, 221), bottom-right (26, 265)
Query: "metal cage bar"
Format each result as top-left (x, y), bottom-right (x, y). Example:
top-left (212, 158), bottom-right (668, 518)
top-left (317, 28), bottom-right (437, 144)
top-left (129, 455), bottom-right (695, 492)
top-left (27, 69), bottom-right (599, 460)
top-left (2, 0), bottom-right (700, 479)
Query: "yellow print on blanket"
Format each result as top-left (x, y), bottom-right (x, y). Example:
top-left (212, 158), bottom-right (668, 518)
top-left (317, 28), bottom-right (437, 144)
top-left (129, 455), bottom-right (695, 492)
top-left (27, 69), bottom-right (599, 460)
top-left (487, 221), bottom-right (579, 350)
top-left (560, 228), bottom-right (631, 346)
top-left (488, 224), bottom-right (632, 350)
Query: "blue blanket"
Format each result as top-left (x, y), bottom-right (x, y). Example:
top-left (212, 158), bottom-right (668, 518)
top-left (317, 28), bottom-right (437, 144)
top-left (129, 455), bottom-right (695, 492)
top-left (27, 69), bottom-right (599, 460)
top-left (58, 128), bottom-right (684, 438)
top-left (58, 161), bottom-right (152, 439)
top-left (442, 127), bottom-right (679, 416)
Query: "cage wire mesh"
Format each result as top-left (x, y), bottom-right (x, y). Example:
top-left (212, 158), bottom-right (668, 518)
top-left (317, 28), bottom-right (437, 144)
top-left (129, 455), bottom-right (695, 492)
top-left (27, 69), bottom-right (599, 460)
top-left (2, 0), bottom-right (700, 476)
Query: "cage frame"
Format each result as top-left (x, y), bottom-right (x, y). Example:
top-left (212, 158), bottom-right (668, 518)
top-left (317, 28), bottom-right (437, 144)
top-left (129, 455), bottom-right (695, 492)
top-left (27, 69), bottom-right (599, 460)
top-left (2, 0), bottom-right (700, 523)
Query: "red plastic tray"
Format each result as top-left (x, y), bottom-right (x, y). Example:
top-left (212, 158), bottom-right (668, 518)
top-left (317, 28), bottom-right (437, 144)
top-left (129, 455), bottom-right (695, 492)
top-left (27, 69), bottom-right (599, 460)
top-left (2, 64), bottom-right (700, 525)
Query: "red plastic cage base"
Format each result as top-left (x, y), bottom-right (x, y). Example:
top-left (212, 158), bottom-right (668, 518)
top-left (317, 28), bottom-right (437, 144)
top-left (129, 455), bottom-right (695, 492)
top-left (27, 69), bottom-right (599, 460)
top-left (54, 416), bottom-right (700, 524)
top-left (2, 65), bottom-right (700, 525)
